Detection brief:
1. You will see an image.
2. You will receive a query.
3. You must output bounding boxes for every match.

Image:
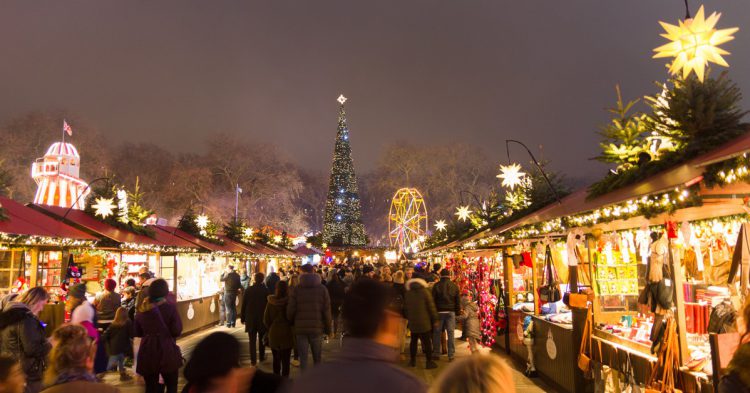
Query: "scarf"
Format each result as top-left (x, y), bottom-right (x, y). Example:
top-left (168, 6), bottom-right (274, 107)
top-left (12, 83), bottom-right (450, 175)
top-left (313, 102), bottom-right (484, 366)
top-left (50, 368), bottom-right (98, 386)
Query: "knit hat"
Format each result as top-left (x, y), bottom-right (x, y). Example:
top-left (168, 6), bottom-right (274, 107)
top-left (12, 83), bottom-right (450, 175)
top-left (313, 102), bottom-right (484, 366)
top-left (68, 284), bottom-right (87, 300)
top-left (148, 278), bottom-right (169, 300)
top-left (440, 269), bottom-right (452, 277)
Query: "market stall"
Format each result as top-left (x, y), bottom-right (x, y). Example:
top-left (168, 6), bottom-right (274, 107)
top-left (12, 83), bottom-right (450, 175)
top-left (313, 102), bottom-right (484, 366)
top-left (0, 197), bottom-right (97, 333)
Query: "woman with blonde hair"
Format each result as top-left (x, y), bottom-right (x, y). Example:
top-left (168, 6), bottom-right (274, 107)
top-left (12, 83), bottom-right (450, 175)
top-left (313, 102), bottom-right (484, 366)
top-left (41, 324), bottom-right (118, 392)
top-left (429, 353), bottom-right (516, 393)
top-left (0, 287), bottom-right (50, 393)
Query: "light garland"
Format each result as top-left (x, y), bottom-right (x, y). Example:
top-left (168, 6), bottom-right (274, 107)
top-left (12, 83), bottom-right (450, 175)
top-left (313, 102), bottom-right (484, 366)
top-left (0, 232), bottom-right (96, 248)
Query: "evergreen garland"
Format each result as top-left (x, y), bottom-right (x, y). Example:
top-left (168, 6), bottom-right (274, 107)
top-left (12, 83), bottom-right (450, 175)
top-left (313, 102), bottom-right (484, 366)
top-left (589, 72), bottom-right (748, 199)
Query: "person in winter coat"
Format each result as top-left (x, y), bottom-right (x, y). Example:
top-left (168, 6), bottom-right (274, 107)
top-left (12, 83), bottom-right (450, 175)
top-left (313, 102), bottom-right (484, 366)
top-left (720, 298), bottom-right (750, 392)
top-left (41, 324), bottom-right (119, 393)
top-left (325, 271), bottom-right (346, 336)
top-left (0, 355), bottom-right (26, 393)
top-left (432, 269), bottom-right (461, 361)
top-left (240, 273), bottom-right (269, 365)
top-left (93, 279), bottom-right (121, 321)
top-left (181, 332), bottom-right (284, 393)
top-left (263, 281), bottom-right (294, 377)
top-left (221, 266), bottom-right (242, 328)
top-left (264, 272), bottom-right (280, 295)
top-left (134, 279), bottom-right (183, 393)
top-left (429, 353), bottom-right (516, 393)
top-left (0, 288), bottom-right (50, 393)
top-left (286, 264), bottom-right (332, 371)
top-left (391, 271), bottom-right (406, 316)
top-left (120, 287), bottom-right (136, 321)
top-left (240, 268), bottom-right (251, 290)
top-left (287, 279), bottom-right (426, 393)
top-left (458, 294), bottom-right (481, 353)
top-left (101, 307), bottom-right (133, 381)
top-left (404, 278), bottom-right (438, 369)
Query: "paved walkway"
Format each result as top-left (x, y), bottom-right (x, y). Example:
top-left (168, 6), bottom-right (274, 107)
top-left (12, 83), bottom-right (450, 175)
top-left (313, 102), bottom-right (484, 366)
top-left (106, 325), bottom-right (557, 392)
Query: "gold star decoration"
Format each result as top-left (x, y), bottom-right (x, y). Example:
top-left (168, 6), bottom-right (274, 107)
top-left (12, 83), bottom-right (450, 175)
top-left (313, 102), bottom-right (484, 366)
top-left (92, 197), bottom-right (115, 219)
top-left (455, 206), bottom-right (472, 221)
top-left (653, 5), bottom-right (738, 82)
top-left (497, 163), bottom-right (527, 190)
top-left (337, 94), bottom-right (347, 105)
top-left (242, 227), bottom-right (254, 239)
top-left (195, 214), bottom-right (209, 230)
top-left (435, 220), bottom-right (447, 231)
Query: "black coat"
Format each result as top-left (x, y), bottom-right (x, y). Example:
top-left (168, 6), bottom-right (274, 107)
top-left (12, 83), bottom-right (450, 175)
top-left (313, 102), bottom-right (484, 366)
top-left (432, 277), bottom-right (461, 314)
top-left (0, 303), bottom-right (50, 382)
top-left (222, 271), bottom-right (242, 293)
top-left (241, 283), bottom-right (269, 331)
top-left (287, 273), bottom-right (332, 336)
top-left (102, 320), bottom-right (133, 357)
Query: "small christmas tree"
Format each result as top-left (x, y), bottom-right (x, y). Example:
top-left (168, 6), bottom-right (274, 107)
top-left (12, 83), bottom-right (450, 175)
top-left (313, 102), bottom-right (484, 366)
top-left (595, 85), bottom-right (650, 170)
top-left (321, 95), bottom-right (367, 246)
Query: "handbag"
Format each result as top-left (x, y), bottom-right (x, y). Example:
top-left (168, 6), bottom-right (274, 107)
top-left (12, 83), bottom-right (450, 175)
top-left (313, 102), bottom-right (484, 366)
top-left (538, 245), bottom-right (562, 303)
top-left (578, 307), bottom-right (593, 374)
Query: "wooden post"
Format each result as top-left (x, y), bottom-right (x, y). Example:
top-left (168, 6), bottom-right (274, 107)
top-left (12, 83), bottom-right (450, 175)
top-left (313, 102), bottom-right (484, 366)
top-left (532, 245), bottom-right (540, 315)
top-left (669, 240), bottom-right (690, 365)
top-left (29, 248), bottom-right (39, 288)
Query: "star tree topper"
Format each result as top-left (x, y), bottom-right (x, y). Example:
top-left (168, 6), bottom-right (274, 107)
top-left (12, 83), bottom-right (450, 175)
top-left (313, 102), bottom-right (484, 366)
top-left (497, 163), bottom-right (526, 190)
top-left (653, 5), bottom-right (738, 82)
top-left (455, 206), bottom-right (472, 222)
top-left (337, 94), bottom-right (347, 105)
top-left (92, 197), bottom-right (115, 219)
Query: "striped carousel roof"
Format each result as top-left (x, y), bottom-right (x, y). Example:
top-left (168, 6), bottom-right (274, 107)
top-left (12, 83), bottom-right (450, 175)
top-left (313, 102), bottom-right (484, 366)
top-left (45, 142), bottom-right (80, 158)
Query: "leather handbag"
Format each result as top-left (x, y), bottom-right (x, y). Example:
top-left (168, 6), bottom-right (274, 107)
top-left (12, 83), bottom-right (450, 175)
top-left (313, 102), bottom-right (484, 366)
top-left (538, 245), bottom-right (562, 303)
top-left (578, 307), bottom-right (593, 374)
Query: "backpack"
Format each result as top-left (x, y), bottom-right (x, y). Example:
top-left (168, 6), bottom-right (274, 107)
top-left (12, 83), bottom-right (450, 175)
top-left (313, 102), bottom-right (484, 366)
top-left (708, 301), bottom-right (737, 334)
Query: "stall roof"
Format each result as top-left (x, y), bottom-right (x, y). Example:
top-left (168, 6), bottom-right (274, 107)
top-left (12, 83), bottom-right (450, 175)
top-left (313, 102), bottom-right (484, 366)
top-left (153, 226), bottom-right (251, 254)
top-left (0, 197), bottom-right (96, 241)
top-left (453, 131), bottom-right (750, 247)
top-left (32, 204), bottom-right (164, 246)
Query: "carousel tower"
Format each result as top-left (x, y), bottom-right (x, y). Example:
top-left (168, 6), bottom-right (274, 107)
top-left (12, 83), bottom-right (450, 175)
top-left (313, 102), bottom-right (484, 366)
top-left (31, 141), bottom-right (90, 209)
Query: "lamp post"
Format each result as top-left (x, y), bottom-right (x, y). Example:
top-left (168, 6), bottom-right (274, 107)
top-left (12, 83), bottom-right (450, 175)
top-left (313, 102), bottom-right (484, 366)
top-left (505, 140), bottom-right (562, 205)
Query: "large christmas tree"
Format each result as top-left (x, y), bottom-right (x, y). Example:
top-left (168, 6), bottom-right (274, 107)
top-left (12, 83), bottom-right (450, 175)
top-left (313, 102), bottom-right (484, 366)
top-left (321, 95), bottom-right (367, 246)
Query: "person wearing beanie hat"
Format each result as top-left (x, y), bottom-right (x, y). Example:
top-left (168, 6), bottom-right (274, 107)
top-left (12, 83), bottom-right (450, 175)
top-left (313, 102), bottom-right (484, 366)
top-left (66, 283), bottom-right (98, 339)
top-left (94, 278), bottom-right (121, 321)
top-left (134, 278), bottom-right (183, 393)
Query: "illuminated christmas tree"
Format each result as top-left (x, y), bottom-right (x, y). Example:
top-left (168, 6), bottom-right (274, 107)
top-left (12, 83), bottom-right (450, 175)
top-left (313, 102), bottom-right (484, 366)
top-left (321, 95), bottom-right (367, 246)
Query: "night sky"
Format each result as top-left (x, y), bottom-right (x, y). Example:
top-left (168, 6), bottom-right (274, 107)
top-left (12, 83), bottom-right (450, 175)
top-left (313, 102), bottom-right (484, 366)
top-left (1, 1), bottom-right (748, 182)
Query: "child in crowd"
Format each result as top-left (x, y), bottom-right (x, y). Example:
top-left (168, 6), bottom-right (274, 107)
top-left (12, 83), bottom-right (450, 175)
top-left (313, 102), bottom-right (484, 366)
top-left (102, 307), bottom-right (133, 381)
top-left (459, 293), bottom-right (481, 353)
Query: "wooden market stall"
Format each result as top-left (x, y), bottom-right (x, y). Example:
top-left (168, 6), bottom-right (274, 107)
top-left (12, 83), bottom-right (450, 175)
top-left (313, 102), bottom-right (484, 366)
top-left (0, 197), bottom-right (98, 333)
top-left (442, 132), bottom-right (750, 393)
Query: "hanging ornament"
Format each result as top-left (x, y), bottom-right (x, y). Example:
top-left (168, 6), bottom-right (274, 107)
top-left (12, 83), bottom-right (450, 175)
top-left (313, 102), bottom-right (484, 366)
top-left (455, 206), bottom-right (472, 221)
top-left (653, 5), bottom-right (738, 82)
top-left (435, 220), bottom-right (447, 231)
top-left (497, 163), bottom-right (526, 190)
top-left (92, 197), bottom-right (115, 219)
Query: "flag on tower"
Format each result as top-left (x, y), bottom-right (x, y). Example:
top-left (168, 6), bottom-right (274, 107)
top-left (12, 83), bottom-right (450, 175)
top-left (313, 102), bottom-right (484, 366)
top-left (63, 120), bottom-right (73, 136)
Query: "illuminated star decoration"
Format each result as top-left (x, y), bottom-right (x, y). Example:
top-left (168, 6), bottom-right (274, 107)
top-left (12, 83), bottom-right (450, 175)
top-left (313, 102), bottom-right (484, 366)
top-left (653, 5), bottom-right (738, 82)
top-left (92, 197), bottom-right (115, 219)
top-left (435, 220), bottom-right (447, 231)
top-left (242, 227), bottom-right (254, 240)
top-left (455, 206), bottom-right (472, 221)
top-left (337, 94), bottom-right (347, 105)
top-left (195, 214), bottom-right (210, 236)
top-left (497, 163), bottom-right (526, 190)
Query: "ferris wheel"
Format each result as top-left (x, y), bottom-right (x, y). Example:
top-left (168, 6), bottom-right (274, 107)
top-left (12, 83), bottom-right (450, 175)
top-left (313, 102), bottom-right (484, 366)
top-left (389, 188), bottom-right (428, 254)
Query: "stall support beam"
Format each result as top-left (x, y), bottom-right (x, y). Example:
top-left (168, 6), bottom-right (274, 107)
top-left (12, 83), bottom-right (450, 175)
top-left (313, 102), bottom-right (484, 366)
top-left (29, 248), bottom-right (38, 288)
top-left (668, 242), bottom-right (690, 365)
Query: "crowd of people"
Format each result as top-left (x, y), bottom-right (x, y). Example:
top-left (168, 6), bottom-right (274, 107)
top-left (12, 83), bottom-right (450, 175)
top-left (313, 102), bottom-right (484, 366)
top-left (3, 259), bottom-right (749, 392)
